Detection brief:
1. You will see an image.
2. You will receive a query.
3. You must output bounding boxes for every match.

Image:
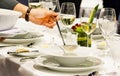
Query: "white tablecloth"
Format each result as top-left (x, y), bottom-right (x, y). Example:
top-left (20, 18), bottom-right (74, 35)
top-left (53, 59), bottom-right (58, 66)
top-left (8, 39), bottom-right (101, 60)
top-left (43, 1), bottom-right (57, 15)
top-left (0, 18), bottom-right (118, 76)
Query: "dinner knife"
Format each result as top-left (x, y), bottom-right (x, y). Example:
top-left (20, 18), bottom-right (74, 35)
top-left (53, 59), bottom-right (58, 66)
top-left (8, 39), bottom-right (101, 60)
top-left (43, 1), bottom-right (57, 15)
top-left (7, 50), bottom-right (39, 54)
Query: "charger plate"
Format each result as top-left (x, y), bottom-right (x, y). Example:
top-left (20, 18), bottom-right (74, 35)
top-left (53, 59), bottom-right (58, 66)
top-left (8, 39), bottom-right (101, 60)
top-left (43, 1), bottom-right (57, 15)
top-left (34, 56), bottom-right (103, 72)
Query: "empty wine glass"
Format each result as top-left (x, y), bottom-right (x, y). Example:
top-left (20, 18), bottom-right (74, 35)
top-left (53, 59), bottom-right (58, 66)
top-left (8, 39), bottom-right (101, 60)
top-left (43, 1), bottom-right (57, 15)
top-left (98, 8), bottom-right (117, 39)
top-left (60, 2), bottom-right (76, 33)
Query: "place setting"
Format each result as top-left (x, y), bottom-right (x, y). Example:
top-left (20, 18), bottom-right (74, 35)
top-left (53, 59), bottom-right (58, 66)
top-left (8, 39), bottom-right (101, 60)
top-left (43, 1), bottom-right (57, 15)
top-left (32, 44), bottom-right (104, 74)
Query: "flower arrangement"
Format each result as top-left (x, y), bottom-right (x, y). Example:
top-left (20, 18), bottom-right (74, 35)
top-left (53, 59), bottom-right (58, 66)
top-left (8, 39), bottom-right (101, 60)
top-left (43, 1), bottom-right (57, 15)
top-left (71, 4), bottom-right (99, 47)
top-left (71, 22), bottom-right (87, 33)
top-left (71, 23), bottom-right (91, 47)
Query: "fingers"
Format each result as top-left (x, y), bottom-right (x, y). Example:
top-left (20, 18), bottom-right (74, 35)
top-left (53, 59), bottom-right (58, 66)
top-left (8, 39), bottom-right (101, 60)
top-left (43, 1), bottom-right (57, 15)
top-left (29, 9), bottom-right (58, 28)
top-left (0, 37), bottom-right (5, 42)
top-left (43, 22), bottom-right (56, 28)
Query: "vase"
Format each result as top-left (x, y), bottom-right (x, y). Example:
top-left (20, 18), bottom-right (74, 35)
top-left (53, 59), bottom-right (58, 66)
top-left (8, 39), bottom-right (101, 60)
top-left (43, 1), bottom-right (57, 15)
top-left (77, 32), bottom-right (91, 47)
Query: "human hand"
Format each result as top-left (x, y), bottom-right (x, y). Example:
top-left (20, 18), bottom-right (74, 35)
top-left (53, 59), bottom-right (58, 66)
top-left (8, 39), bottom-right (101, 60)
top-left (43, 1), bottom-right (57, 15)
top-left (0, 37), bottom-right (5, 42)
top-left (29, 8), bottom-right (59, 28)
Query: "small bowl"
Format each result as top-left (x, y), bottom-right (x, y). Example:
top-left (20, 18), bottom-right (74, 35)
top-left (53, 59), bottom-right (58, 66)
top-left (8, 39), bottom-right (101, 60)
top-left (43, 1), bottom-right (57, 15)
top-left (0, 9), bottom-right (22, 31)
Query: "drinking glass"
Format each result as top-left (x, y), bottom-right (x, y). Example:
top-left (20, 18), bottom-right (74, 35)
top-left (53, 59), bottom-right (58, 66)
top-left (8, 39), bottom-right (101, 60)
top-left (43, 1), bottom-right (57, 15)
top-left (60, 2), bottom-right (76, 33)
top-left (79, 8), bottom-right (98, 47)
top-left (28, 0), bottom-right (44, 9)
top-left (43, 0), bottom-right (60, 12)
top-left (98, 8), bottom-right (117, 39)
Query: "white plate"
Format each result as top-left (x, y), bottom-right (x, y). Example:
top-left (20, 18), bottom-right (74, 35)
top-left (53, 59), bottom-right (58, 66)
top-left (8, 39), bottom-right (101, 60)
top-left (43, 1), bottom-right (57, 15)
top-left (0, 27), bottom-right (26, 37)
top-left (2, 32), bottom-right (43, 44)
top-left (2, 37), bottom-right (41, 44)
top-left (34, 56), bottom-right (103, 72)
top-left (12, 52), bottom-right (41, 57)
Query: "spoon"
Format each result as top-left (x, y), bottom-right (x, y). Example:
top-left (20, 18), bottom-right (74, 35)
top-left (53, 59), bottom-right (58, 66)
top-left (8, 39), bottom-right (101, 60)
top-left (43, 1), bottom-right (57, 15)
top-left (50, 16), bottom-right (66, 45)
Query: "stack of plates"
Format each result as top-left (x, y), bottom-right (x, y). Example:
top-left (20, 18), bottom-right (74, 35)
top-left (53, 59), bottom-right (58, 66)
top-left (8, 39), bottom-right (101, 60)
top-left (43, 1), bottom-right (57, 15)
top-left (0, 27), bottom-right (43, 45)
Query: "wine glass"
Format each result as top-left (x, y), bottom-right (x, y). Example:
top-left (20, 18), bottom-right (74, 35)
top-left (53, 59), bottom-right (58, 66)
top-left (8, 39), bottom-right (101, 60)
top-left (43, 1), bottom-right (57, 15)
top-left (60, 2), bottom-right (76, 33)
top-left (28, 0), bottom-right (45, 9)
top-left (79, 8), bottom-right (98, 47)
top-left (43, 0), bottom-right (60, 12)
top-left (98, 8), bottom-right (117, 39)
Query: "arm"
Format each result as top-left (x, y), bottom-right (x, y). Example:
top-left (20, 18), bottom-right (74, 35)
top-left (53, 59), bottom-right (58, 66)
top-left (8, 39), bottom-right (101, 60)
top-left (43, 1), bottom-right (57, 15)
top-left (0, 0), bottom-right (18, 10)
top-left (0, 0), bottom-right (58, 28)
top-left (14, 3), bottom-right (58, 28)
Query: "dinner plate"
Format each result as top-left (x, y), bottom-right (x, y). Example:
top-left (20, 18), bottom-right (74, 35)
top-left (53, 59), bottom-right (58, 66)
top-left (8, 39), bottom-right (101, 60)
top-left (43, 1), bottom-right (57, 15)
top-left (2, 37), bottom-right (41, 44)
top-left (34, 56), bottom-right (103, 72)
top-left (11, 52), bottom-right (41, 57)
top-left (0, 27), bottom-right (26, 37)
top-left (2, 32), bottom-right (44, 44)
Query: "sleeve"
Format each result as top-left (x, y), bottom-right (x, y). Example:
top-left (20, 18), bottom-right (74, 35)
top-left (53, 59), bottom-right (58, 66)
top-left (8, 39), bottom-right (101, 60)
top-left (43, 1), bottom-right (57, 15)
top-left (0, 0), bottom-right (19, 10)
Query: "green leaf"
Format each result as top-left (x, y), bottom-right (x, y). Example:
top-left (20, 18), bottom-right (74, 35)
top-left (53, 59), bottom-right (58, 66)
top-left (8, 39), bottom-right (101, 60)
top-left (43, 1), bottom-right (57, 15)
top-left (89, 4), bottom-right (99, 23)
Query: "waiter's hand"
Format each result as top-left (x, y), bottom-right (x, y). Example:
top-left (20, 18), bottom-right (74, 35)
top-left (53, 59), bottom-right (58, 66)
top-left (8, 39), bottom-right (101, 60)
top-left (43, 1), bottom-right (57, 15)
top-left (0, 37), bottom-right (5, 42)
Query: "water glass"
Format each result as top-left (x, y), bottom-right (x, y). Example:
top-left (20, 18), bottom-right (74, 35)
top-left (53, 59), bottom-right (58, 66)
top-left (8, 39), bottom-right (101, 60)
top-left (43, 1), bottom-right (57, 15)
top-left (98, 8), bottom-right (117, 39)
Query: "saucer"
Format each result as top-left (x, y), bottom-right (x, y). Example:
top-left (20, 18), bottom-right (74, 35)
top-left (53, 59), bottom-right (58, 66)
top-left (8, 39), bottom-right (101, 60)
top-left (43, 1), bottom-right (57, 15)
top-left (34, 56), bottom-right (103, 72)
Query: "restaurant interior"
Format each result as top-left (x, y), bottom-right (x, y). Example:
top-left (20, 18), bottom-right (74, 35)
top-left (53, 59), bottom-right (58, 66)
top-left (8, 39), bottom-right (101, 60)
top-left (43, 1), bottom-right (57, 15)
top-left (0, 0), bottom-right (120, 76)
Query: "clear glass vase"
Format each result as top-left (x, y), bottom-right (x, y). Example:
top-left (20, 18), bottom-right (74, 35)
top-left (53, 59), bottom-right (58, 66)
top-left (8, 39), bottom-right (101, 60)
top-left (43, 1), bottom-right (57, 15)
top-left (77, 32), bottom-right (91, 47)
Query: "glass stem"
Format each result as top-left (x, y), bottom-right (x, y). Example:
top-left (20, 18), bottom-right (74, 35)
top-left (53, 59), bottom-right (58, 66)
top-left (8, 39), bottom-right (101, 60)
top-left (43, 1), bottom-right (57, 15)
top-left (87, 34), bottom-right (89, 47)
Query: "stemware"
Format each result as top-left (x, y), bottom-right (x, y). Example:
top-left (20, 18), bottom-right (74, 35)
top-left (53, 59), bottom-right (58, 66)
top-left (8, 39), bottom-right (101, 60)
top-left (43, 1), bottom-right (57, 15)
top-left (98, 8), bottom-right (117, 39)
top-left (79, 8), bottom-right (98, 47)
top-left (99, 8), bottom-right (120, 73)
top-left (28, 0), bottom-right (44, 9)
top-left (60, 2), bottom-right (76, 33)
top-left (43, 0), bottom-right (60, 12)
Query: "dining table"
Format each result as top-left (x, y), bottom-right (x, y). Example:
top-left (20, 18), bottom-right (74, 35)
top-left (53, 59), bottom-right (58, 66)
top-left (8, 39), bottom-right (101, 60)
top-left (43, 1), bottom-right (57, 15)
top-left (0, 18), bottom-right (119, 76)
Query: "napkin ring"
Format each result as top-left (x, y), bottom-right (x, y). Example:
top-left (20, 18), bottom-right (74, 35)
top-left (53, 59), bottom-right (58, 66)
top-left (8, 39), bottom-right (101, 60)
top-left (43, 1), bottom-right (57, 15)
top-left (25, 7), bottom-right (32, 21)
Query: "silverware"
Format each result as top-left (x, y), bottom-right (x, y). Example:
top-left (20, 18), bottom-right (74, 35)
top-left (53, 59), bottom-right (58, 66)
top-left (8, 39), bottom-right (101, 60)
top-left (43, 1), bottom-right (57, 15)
top-left (51, 16), bottom-right (66, 45)
top-left (7, 50), bottom-right (39, 54)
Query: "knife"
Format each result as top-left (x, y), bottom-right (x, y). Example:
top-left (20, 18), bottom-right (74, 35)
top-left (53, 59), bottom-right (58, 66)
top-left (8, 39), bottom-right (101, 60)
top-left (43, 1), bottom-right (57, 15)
top-left (7, 50), bottom-right (39, 54)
